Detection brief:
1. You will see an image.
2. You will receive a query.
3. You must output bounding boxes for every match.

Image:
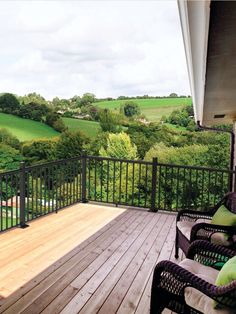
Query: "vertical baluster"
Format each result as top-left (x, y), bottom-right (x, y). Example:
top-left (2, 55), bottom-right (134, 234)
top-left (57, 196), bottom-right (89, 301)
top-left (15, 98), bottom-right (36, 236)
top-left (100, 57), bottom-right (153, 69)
top-left (6, 175), bottom-right (8, 228)
top-left (100, 160), bottom-right (103, 202)
top-left (55, 165), bottom-right (58, 212)
top-left (213, 171), bottom-right (217, 206)
top-left (176, 167), bottom-right (180, 211)
top-left (201, 170), bottom-right (205, 210)
top-left (170, 166), bottom-right (174, 211)
top-left (158, 165), bottom-right (162, 210)
top-left (207, 170), bottom-right (211, 208)
top-left (119, 161), bottom-right (122, 204)
top-left (138, 163), bottom-right (141, 207)
top-left (10, 174), bottom-right (13, 227)
top-left (144, 164), bottom-right (148, 208)
top-left (44, 167), bottom-right (47, 214)
top-left (195, 169), bottom-right (198, 208)
top-left (36, 168), bottom-right (39, 216)
top-left (125, 162), bottom-right (128, 205)
top-left (16, 173), bottom-right (19, 225)
top-left (94, 159), bottom-right (97, 201)
top-left (0, 176), bottom-right (2, 230)
top-left (40, 167), bottom-right (43, 216)
top-left (88, 158), bottom-right (91, 201)
top-left (107, 160), bottom-right (109, 203)
top-left (52, 165), bottom-right (55, 210)
top-left (131, 163), bottom-right (135, 206)
top-left (113, 160), bottom-right (116, 204)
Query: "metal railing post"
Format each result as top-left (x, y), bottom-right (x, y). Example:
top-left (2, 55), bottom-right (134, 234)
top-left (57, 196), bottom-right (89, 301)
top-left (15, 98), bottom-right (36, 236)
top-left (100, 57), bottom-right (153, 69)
top-left (234, 166), bottom-right (236, 192)
top-left (150, 157), bottom-right (158, 212)
top-left (19, 162), bottom-right (28, 228)
top-left (81, 152), bottom-right (87, 203)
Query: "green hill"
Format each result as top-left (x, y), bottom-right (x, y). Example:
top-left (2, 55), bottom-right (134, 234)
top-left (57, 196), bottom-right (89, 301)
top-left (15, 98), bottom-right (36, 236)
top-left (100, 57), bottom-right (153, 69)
top-left (96, 97), bottom-right (192, 121)
top-left (62, 118), bottom-right (101, 138)
top-left (0, 113), bottom-right (59, 141)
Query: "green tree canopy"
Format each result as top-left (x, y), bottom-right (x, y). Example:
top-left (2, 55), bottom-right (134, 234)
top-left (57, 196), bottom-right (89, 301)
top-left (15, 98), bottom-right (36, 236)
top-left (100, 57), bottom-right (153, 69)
top-left (0, 128), bottom-right (20, 149)
top-left (145, 142), bottom-right (208, 166)
top-left (0, 93), bottom-right (20, 114)
top-left (55, 130), bottom-right (89, 159)
top-left (22, 139), bottom-right (57, 164)
top-left (0, 144), bottom-right (23, 171)
top-left (123, 101), bottom-right (141, 117)
top-left (99, 132), bottom-right (138, 159)
top-left (80, 93), bottom-right (96, 106)
top-left (99, 109), bottom-right (121, 133)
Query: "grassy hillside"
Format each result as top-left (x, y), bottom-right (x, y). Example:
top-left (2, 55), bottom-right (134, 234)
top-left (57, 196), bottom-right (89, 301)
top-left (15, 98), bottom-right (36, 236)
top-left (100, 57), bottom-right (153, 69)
top-left (0, 113), bottom-right (59, 141)
top-left (62, 118), bottom-right (101, 138)
top-left (96, 97), bottom-right (192, 121)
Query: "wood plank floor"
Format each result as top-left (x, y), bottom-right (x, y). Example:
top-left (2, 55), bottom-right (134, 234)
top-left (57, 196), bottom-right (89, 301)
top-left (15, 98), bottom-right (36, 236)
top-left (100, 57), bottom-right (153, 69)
top-left (0, 204), bottom-right (183, 314)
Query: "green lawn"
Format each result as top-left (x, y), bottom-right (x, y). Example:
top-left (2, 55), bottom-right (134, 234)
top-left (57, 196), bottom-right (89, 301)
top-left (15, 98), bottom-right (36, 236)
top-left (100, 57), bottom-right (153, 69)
top-left (96, 97), bottom-right (192, 122)
top-left (0, 113), bottom-right (59, 141)
top-left (62, 118), bottom-right (101, 138)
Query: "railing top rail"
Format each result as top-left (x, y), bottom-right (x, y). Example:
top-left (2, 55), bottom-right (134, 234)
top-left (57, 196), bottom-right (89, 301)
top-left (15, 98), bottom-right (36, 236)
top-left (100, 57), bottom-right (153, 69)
top-left (86, 155), bottom-right (153, 165)
top-left (86, 155), bottom-right (234, 173)
top-left (0, 154), bottom-right (233, 175)
top-left (25, 155), bottom-right (83, 171)
top-left (157, 162), bottom-right (235, 173)
top-left (0, 168), bottom-right (21, 177)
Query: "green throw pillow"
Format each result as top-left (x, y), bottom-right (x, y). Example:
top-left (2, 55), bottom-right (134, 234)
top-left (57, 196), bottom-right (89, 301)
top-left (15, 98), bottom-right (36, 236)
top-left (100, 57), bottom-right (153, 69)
top-left (215, 256), bottom-right (236, 286)
top-left (211, 205), bottom-right (236, 226)
top-left (214, 256), bottom-right (236, 308)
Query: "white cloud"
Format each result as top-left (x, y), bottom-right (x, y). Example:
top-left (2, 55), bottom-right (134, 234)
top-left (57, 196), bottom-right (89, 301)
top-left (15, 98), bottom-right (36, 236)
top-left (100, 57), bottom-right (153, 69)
top-left (0, 0), bottom-right (190, 99)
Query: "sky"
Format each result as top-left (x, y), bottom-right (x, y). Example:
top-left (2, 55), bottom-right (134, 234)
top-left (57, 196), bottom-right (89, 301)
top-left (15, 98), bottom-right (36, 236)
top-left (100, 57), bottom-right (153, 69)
top-left (0, 0), bottom-right (190, 100)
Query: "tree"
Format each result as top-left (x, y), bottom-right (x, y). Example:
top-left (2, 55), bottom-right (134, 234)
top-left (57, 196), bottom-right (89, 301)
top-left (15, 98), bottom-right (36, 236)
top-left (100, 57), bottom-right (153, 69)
top-left (99, 132), bottom-right (138, 159)
top-left (45, 112), bottom-right (66, 132)
top-left (22, 139), bottom-right (56, 164)
top-left (99, 109), bottom-right (121, 133)
top-left (19, 92), bottom-right (48, 106)
top-left (123, 101), bottom-right (141, 117)
top-left (0, 93), bottom-right (20, 114)
top-left (55, 130), bottom-right (89, 159)
top-left (18, 102), bottom-right (49, 121)
top-left (0, 129), bottom-right (20, 149)
top-left (169, 93), bottom-right (178, 97)
top-left (80, 93), bottom-right (96, 106)
top-left (0, 144), bottom-right (23, 171)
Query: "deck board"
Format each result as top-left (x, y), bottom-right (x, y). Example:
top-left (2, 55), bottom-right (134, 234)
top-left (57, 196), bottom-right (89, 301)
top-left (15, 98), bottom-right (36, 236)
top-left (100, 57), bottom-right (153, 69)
top-left (0, 204), bottom-right (181, 314)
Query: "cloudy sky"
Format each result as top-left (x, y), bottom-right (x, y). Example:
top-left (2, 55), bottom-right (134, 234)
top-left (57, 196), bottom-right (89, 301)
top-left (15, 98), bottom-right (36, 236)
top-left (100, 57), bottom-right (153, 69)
top-left (0, 0), bottom-right (190, 100)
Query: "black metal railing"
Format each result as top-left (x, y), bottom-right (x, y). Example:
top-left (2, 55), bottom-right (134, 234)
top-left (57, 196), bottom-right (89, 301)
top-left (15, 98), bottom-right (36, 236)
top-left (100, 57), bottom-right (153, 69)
top-left (0, 154), bottom-right (235, 233)
top-left (85, 156), bottom-right (235, 212)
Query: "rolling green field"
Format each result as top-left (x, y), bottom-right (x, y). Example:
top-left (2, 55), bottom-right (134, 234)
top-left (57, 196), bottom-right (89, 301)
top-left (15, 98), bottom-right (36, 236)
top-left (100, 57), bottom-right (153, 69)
top-left (62, 118), bottom-right (101, 138)
top-left (0, 113), bottom-right (59, 141)
top-left (96, 97), bottom-right (192, 121)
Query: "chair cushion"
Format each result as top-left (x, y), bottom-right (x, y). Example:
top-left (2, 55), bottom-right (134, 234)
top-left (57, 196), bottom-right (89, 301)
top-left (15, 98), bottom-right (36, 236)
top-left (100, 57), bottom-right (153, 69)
top-left (177, 221), bottom-right (195, 240)
top-left (177, 220), bottom-right (231, 246)
top-left (210, 232), bottom-right (231, 247)
top-left (211, 205), bottom-right (236, 226)
top-left (177, 219), bottom-right (210, 240)
top-left (179, 259), bottom-right (234, 313)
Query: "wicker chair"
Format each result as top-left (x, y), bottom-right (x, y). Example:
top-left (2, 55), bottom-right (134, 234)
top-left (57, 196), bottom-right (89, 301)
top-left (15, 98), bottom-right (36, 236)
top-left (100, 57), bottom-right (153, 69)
top-left (150, 240), bottom-right (236, 314)
top-left (175, 192), bottom-right (236, 258)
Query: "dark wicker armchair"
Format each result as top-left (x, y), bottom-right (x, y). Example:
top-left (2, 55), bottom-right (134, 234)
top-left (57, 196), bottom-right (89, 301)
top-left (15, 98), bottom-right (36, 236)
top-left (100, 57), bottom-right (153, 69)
top-left (150, 240), bottom-right (236, 314)
top-left (175, 192), bottom-right (236, 258)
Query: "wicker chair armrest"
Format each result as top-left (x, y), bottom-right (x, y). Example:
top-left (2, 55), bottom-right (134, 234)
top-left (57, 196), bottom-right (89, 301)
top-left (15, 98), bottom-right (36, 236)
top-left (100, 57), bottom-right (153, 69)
top-left (177, 209), bottom-right (213, 222)
top-left (187, 240), bottom-right (235, 263)
top-left (190, 223), bottom-right (236, 242)
top-left (151, 260), bottom-right (236, 308)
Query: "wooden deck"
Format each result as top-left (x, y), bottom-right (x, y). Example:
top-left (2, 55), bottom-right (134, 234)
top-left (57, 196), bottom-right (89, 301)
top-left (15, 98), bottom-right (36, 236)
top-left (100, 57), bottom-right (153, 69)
top-left (0, 203), bottom-right (183, 314)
